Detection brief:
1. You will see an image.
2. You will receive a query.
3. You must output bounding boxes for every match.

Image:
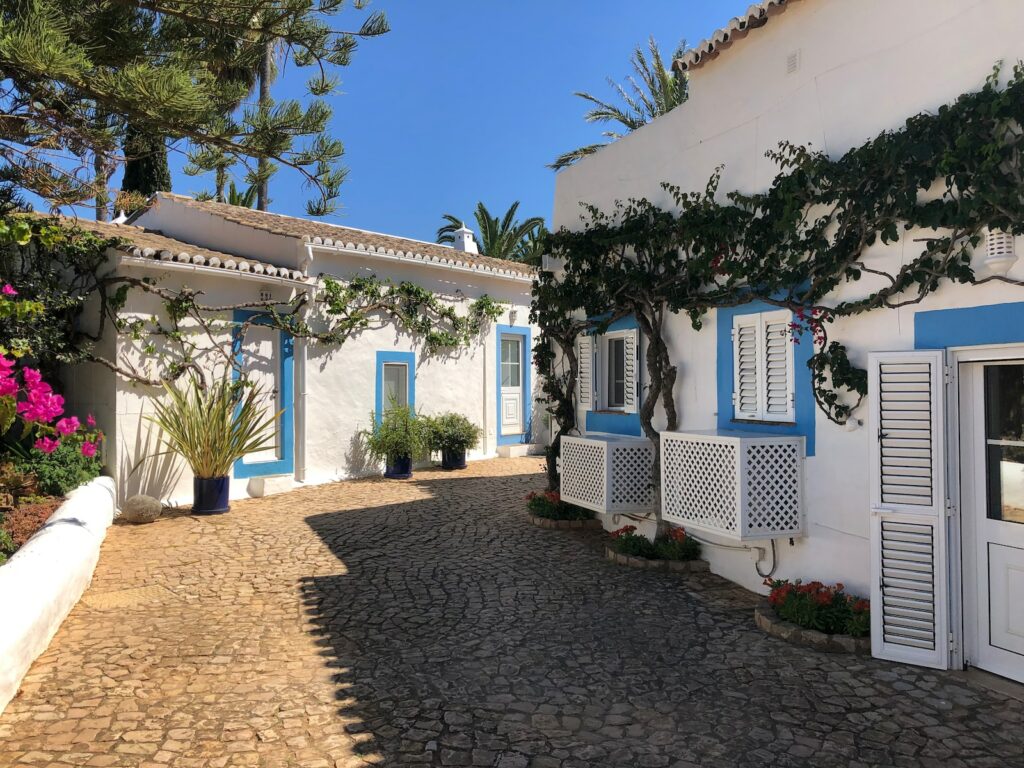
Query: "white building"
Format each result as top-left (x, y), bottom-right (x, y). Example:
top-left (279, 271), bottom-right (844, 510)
top-left (68, 193), bottom-right (543, 506)
top-left (553, 0), bottom-right (1024, 683)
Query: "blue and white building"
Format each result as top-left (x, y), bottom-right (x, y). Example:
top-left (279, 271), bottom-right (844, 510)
top-left (553, 0), bottom-right (1024, 683)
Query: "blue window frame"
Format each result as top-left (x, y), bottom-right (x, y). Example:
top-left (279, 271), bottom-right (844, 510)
top-left (584, 315), bottom-right (642, 437)
top-left (375, 351), bottom-right (415, 423)
top-left (232, 310), bottom-right (295, 478)
top-left (716, 301), bottom-right (816, 456)
top-left (496, 324), bottom-right (531, 445)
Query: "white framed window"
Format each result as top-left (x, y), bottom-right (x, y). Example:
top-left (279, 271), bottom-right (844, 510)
top-left (382, 362), bottom-right (409, 409)
top-left (731, 310), bottom-right (795, 423)
top-left (580, 328), bottom-right (638, 414)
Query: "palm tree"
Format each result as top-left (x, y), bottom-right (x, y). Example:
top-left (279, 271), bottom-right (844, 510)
top-left (550, 37), bottom-right (689, 171)
top-left (437, 202), bottom-right (545, 263)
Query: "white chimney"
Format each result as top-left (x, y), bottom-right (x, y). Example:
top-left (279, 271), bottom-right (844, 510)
top-left (452, 224), bottom-right (479, 254)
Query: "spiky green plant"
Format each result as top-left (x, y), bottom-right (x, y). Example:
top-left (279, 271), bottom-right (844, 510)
top-left (142, 376), bottom-right (281, 478)
top-left (436, 201), bottom-right (544, 262)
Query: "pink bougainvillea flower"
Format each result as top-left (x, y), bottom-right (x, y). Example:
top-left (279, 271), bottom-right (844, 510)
top-left (34, 436), bottom-right (60, 454)
top-left (55, 416), bottom-right (80, 436)
top-left (0, 356), bottom-right (14, 374)
top-left (1, 284), bottom-right (17, 296)
top-left (86, 413), bottom-right (96, 427)
top-left (17, 385), bottom-right (64, 423)
top-left (21, 367), bottom-right (42, 387)
top-left (81, 440), bottom-right (98, 458)
top-left (0, 377), bottom-right (16, 397)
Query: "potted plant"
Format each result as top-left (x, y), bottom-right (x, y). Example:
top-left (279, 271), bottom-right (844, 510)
top-left (364, 404), bottom-right (428, 479)
top-left (142, 376), bottom-right (280, 514)
top-left (425, 412), bottom-right (481, 470)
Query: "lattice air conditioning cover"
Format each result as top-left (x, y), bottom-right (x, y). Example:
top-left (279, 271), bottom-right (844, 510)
top-left (661, 430), bottom-right (804, 540)
top-left (560, 435), bottom-right (655, 514)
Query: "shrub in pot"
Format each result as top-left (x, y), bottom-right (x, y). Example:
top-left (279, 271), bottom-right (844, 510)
top-left (425, 412), bottom-right (481, 470)
top-left (140, 376), bottom-right (281, 514)
top-left (364, 405), bottom-right (428, 479)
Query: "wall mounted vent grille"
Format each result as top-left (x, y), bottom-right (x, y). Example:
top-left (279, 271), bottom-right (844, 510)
top-left (560, 435), bottom-right (655, 514)
top-left (661, 431), bottom-right (804, 541)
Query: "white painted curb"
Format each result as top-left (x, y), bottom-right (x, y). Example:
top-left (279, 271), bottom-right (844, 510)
top-left (0, 476), bottom-right (116, 714)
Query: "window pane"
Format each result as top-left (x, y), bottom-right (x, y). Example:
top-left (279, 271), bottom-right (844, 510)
top-left (984, 364), bottom-right (1024, 523)
top-left (383, 363), bottom-right (408, 408)
top-left (607, 338), bottom-right (626, 408)
top-left (501, 338), bottom-right (521, 387)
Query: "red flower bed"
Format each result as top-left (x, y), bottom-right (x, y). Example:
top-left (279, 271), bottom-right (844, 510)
top-left (765, 578), bottom-right (870, 637)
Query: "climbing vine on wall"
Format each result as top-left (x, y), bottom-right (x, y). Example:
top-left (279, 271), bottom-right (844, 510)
top-left (1, 215), bottom-right (503, 388)
top-left (537, 63), bottom-right (1024, 440)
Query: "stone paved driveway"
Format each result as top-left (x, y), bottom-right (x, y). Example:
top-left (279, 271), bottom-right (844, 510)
top-left (1, 458), bottom-right (1023, 768)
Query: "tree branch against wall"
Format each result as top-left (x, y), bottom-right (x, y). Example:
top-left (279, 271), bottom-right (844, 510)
top-left (536, 63), bottom-right (1024, 467)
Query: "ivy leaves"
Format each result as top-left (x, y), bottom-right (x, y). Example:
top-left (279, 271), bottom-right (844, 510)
top-left (538, 63), bottom-right (1024, 425)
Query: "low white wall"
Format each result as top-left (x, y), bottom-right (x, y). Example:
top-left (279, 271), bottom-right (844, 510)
top-left (0, 476), bottom-right (116, 714)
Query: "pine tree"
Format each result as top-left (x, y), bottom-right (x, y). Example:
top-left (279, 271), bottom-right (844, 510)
top-left (121, 123), bottom-right (172, 198)
top-left (0, 0), bottom-right (389, 216)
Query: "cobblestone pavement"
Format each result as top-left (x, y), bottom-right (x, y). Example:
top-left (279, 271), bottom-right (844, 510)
top-left (2, 457), bottom-right (1023, 768)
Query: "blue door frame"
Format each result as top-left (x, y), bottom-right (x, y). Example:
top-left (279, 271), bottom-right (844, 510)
top-left (232, 310), bottom-right (295, 478)
top-left (496, 324), bottom-right (531, 445)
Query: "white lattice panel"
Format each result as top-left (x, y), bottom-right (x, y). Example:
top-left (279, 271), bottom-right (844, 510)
top-left (662, 430), bottom-right (804, 540)
top-left (560, 438), bottom-right (606, 511)
top-left (561, 435), bottom-right (655, 514)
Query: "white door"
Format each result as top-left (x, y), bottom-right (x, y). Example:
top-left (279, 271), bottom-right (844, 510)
top-left (240, 324), bottom-right (281, 463)
top-left (500, 335), bottom-right (524, 435)
top-left (961, 360), bottom-right (1024, 684)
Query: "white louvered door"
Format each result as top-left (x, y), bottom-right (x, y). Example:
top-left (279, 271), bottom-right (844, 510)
top-left (575, 335), bottom-right (593, 411)
top-left (868, 350), bottom-right (950, 669)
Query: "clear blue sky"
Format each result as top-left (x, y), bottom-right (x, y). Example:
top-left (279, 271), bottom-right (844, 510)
top-left (163, 1), bottom-right (752, 243)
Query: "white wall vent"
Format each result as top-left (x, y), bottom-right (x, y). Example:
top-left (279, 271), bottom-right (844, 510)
top-left (258, 288), bottom-right (273, 303)
top-left (661, 430), bottom-right (804, 540)
top-left (985, 229), bottom-right (1017, 275)
top-left (560, 435), bottom-right (655, 514)
top-left (786, 49), bottom-right (801, 75)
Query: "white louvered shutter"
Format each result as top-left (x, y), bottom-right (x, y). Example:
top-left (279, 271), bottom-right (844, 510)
top-left (575, 335), bottom-right (593, 410)
top-left (762, 312), bottom-right (795, 422)
top-left (623, 329), bottom-right (639, 414)
top-left (732, 315), bottom-right (761, 420)
top-left (867, 350), bottom-right (949, 670)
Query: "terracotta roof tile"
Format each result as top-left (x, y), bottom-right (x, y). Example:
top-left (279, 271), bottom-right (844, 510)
top-left (43, 215), bottom-right (307, 282)
top-left (674, 0), bottom-right (803, 73)
top-left (154, 193), bottom-right (537, 279)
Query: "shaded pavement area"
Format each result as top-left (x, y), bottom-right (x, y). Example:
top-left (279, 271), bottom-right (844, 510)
top-left (1, 457), bottom-right (1022, 767)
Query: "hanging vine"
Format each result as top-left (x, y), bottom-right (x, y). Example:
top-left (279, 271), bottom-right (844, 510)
top-left (539, 62), bottom-right (1024, 439)
top-left (1, 216), bottom-right (504, 388)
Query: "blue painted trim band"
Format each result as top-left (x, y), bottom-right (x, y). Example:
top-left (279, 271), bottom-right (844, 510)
top-left (232, 310), bottom-right (295, 479)
top-left (915, 301), bottom-right (1024, 350)
top-left (496, 324), bottom-right (532, 445)
top-left (585, 410), bottom-right (642, 437)
top-left (716, 302), bottom-right (816, 456)
top-left (375, 351), bottom-right (416, 424)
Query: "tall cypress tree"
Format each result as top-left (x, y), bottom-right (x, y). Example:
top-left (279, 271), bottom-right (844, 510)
top-left (121, 123), bottom-right (171, 198)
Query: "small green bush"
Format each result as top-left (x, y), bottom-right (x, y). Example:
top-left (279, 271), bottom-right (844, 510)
top-left (15, 441), bottom-right (101, 496)
top-left (610, 525), bottom-right (702, 561)
top-left (424, 412), bottom-right (482, 453)
top-left (363, 405), bottom-right (429, 464)
top-left (526, 490), bottom-right (594, 521)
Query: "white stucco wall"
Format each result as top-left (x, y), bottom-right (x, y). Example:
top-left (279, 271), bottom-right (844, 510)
top-left (553, 0), bottom-right (1024, 596)
top-left (80, 234), bottom-right (540, 506)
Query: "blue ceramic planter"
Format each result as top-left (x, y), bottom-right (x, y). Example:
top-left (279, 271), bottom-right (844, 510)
top-left (440, 448), bottom-right (467, 470)
top-left (384, 455), bottom-right (413, 479)
top-left (193, 476), bottom-right (230, 514)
